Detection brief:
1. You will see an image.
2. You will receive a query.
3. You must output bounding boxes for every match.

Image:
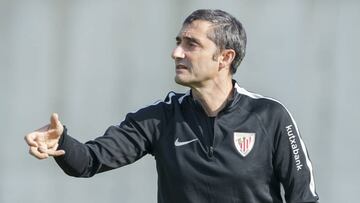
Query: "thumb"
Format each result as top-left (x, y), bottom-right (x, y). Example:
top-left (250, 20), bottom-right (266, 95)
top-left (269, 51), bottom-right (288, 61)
top-left (50, 113), bottom-right (61, 129)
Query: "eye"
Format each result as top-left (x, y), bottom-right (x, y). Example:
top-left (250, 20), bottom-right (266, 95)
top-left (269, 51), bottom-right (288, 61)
top-left (175, 37), bottom-right (181, 46)
top-left (185, 40), bottom-right (199, 49)
top-left (189, 42), bottom-right (197, 47)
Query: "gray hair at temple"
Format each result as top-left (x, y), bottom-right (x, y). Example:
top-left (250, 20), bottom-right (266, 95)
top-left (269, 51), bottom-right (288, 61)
top-left (183, 9), bottom-right (247, 74)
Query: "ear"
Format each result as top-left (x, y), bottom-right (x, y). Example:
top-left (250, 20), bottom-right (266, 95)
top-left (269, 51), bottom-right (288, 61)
top-left (219, 49), bottom-right (236, 69)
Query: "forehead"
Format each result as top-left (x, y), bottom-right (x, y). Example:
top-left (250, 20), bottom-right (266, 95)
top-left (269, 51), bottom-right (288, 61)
top-left (178, 20), bottom-right (213, 39)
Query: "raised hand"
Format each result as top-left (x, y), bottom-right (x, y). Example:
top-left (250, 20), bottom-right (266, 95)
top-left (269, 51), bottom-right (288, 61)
top-left (25, 113), bottom-right (65, 159)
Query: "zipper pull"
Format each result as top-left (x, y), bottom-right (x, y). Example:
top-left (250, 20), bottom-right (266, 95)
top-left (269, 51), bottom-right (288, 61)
top-left (209, 146), bottom-right (214, 157)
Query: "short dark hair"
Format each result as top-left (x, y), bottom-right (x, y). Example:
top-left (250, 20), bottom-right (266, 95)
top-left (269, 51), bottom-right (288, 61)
top-left (183, 9), bottom-right (247, 74)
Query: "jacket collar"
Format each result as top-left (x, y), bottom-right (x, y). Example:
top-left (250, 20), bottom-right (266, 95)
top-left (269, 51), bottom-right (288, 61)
top-left (188, 80), bottom-right (242, 116)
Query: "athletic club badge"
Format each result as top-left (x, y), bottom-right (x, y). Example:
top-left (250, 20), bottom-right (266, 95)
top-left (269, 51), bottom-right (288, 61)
top-left (234, 132), bottom-right (255, 157)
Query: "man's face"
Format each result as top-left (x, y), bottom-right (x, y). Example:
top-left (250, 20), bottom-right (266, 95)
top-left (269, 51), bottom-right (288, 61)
top-left (172, 20), bottom-right (220, 87)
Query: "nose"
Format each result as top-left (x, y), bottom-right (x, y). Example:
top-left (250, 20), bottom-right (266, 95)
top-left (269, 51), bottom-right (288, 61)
top-left (171, 45), bottom-right (185, 60)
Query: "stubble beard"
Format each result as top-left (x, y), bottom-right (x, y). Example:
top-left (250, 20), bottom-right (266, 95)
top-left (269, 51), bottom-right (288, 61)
top-left (174, 75), bottom-right (191, 87)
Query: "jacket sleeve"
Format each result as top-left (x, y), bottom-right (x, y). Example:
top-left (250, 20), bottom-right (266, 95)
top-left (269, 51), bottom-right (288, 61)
top-left (272, 105), bottom-right (319, 203)
top-left (54, 104), bottom-right (163, 177)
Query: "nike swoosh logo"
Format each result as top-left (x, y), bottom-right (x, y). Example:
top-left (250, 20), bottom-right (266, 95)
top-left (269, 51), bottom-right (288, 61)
top-left (174, 138), bottom-right (198, 147)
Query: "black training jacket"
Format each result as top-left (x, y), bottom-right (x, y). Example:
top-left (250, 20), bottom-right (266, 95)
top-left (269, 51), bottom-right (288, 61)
top-left (55, 81), bottom-right (319, 203)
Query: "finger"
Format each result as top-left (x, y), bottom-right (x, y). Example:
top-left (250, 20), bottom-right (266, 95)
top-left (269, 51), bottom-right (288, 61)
top-left (29, 146), bottom-right (49, 160)
top-left (47, 143), bottom-right (65, 156)
top-left (24, 133), bottom-right (38, 147)
top-left (47, 149), bottom-right (66, 157)
top-left (38, 145), bottom-right (48, 153)
top-left (50, 113), bottom-right (60, 129)
top-left (47, 143), bottom-right (65, 157)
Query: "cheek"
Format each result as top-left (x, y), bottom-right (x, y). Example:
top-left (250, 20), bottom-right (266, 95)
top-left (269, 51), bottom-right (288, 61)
top-left (192, 59), bottom-right (218, 78)
top-left (200, 54), bottom-right (219, 68)
top-left (187, 51), bottom-right (219, 72)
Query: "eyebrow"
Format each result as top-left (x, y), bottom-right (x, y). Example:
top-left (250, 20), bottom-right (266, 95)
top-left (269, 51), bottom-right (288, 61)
top-left (176, 36), bottom-right (201, 45)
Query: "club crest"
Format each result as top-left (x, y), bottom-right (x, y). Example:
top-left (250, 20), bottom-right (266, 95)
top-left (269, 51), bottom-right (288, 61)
top-left (234, 132), bottom-right (255, 157)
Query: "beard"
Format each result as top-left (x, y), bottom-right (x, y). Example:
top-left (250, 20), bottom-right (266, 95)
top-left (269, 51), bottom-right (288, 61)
top-left (174, 75), bottom-right (191, 87)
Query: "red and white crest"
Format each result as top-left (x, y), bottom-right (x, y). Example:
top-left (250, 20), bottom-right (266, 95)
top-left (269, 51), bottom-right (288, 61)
top-left (234, 132), bottom-right (255, 157)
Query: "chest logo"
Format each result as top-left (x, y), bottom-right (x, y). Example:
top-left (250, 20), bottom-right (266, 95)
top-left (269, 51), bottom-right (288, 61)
top-left (234, 132), bottom-right (255, 157)
top-left (174, 138), bottom-right (199, 147)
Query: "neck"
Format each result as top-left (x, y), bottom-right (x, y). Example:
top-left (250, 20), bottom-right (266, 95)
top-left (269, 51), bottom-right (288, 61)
top-left (191, 78), bottom-right (234, 117)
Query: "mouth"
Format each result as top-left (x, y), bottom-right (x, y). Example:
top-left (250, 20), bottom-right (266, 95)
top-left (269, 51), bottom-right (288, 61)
top-left (176, 64), bottom-right (188, 71)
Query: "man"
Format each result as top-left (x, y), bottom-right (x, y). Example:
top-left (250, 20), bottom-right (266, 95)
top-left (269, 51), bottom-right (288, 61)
top-left (25, 9), bottom-right (319, 203)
